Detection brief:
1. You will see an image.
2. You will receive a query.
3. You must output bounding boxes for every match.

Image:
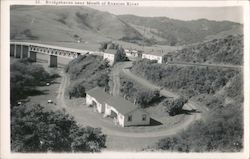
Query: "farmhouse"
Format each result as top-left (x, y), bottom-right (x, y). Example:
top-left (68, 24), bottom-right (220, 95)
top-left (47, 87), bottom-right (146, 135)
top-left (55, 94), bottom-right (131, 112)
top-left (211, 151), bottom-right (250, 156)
top-left (103, 49), bottom-right (117, 65)
top-left (142, 50), bottom-right (165, 63)
top-left (86, 87), bottom-right (150, 127)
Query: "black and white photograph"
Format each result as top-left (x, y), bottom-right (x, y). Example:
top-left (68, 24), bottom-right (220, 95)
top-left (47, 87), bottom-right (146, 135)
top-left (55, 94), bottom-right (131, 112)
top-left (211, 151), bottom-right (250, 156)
top-left (1, 0), bottom-right (250, 158)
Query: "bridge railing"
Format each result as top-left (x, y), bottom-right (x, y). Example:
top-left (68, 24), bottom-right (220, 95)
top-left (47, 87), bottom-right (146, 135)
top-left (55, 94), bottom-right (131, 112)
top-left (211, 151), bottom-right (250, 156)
top-left (10, 41), bottom-right (104, 58)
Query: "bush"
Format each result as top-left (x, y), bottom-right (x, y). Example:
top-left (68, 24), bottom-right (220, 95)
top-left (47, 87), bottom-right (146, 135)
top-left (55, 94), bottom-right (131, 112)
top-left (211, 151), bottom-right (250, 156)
top-left (163, 96), bottom-right (188, 116)
top-left (67, 82), bottom-right (86, 98)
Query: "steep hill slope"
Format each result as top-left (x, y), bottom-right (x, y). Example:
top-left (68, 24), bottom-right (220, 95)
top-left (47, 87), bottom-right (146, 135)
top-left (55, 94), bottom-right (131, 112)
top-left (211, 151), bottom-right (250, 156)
top-left (118, 15), bottom-right (242, 45)
top-left (10, 6), bottom-right (143, 43)
top-left (10, 6), bottom-right (242, 46)
top-left (165, 35), bottom-right (243, 65)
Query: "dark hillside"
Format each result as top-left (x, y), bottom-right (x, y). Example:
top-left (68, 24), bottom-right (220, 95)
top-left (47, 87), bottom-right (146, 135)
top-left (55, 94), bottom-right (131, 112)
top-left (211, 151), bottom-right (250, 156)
top-left (165, 35), bottom-right (243, 65)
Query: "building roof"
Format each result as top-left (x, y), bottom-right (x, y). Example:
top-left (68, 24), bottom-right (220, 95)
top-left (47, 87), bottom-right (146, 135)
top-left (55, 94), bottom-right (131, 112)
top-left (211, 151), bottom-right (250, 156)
top-left (86, 87), bottom-right (112, 104)
top-left (104, 49), bottom-right (117, 55)
top-left (105, 96), bottom-right (139, 115)
top-left (142, 50), bottom-right (166, 56)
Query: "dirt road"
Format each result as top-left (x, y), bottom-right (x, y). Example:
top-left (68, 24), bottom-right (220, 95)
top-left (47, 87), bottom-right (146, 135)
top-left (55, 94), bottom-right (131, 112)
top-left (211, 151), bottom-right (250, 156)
top-left (111, 62), bottom-right (133, 96)
top-left (167, 61), bottom-right (242, 69)
top-left (122, 68), bottom-right (179, 99)
top-left (56, 70), bottom-right (70, 108)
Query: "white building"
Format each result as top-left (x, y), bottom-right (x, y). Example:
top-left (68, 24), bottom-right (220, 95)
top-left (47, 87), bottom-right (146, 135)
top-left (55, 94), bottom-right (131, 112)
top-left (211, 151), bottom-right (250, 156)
top-left (86, 87), bottom-right (150, 127)
top-left (86, 87), bottom-right (111, 113)
top-left (103, 50), bottom-right (117, 66)
top-left (142, 53), bottom-right (163, 64)
top-left (124, 49), bottom-right (139, 58)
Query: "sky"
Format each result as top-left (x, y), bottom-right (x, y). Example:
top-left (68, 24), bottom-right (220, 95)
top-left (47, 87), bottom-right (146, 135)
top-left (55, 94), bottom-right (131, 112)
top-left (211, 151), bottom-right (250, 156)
top-left (89, 6), bottom-right (243, 24)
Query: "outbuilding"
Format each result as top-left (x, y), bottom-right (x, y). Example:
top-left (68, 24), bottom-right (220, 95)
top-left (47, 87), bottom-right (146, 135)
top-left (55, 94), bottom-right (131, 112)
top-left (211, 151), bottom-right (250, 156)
top-left (104, 96), bottom-right (150, 127)
top-left (103, 49), bottom-right (117, 66)
top-left (86, 87), bottom-right (150, 127)
top-left (86, 87), bottom-right (112, 113)
top-left (142, 50), bottom-right (165, 63)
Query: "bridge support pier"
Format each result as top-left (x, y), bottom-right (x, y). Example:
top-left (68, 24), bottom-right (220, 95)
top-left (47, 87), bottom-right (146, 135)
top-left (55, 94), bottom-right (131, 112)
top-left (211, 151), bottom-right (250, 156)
top-left (10, 44), bottom-right (15, 57)
top-left (48, 55), bottom-right (57, 67)
top-left (22, 45), bottom-right (29, 58)
top-left (29, 51), bottom-right (37, 62)
top-left (15, 45), bottom-right (21, 58)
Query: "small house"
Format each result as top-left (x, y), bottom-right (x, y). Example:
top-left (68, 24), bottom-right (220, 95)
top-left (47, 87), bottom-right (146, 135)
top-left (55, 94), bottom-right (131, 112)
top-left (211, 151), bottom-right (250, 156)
top-left (86, 87), bottom-right (150, 127)
top-left (104, 96), bottom-right (150, 127)
top-left (86, 87), bottom-right (111, 113)
top-left (142, 50), bottom-right (165, 63)
top-left (103, 49), bottom-right (117, 66)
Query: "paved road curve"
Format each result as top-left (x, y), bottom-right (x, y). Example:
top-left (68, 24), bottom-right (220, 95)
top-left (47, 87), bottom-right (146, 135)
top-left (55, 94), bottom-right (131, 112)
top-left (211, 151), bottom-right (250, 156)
top-left (56, 62), bottom-right (205, 138)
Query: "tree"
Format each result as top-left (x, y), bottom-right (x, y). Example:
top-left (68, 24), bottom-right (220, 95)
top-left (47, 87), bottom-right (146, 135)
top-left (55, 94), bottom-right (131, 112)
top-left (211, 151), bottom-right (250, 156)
top-left (116, 46), bottom-right (129, 62)
top-left (11, 104), bottom-right (106, 152)
top-left (10, 59), bottom-right (51, 105)
top-left (70, 127), bottom-right (106, 152)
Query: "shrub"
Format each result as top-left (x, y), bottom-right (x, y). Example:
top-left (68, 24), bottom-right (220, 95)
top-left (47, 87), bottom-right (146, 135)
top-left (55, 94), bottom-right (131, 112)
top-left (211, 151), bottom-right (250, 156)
top-left (163, 96), bottom-right (188, 116)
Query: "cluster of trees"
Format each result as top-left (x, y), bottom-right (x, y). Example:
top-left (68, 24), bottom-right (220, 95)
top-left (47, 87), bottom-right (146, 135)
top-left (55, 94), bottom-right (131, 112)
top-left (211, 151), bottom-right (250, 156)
top-left (131, 59), bottom-right (239, 98)
top-left (65, 55), bottom-right (110, 98)
top-left (163, 96), bottom-right (188, 116)
top-left (11, 104), bottom-right (106, 152)
top-left (120, 75), bottom-right (160, 108)
top-left (10, 59), bottom-right (107, 152)
top-left (99, 41), bottom-right (128, 62)
top-left (10, 58), bottom-right (53, 105)
top-left (155, 102), bottom-right (243, 152)
top-left (151, 63), bottom-right (243, 152)
top-left (164, 35), bottom-right (243, 65)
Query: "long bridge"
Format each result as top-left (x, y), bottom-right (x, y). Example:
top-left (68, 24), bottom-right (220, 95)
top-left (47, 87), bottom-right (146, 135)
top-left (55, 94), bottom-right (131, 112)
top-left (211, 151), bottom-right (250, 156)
top-left (10, 41), bottom-right (104, 67)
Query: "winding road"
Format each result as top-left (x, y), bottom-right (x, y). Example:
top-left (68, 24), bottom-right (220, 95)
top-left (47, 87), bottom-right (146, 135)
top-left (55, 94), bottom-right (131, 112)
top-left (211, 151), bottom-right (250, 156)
top-left (54, 61), bottom-right (206, 138)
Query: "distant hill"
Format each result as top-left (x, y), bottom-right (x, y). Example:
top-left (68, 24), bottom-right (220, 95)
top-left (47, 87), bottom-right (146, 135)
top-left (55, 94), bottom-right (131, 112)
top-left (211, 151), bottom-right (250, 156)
top-left (10, 6), bottom-right (243, 46)
top-left (118, 15), bottom-right (242, 46)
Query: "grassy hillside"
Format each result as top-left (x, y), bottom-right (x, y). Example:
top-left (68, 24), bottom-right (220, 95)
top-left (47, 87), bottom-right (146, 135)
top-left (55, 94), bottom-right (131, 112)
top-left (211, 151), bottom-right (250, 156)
top-left (165, 35), bottom-right (243, 65)
top-left (10, 6), bottom-right (242, 46)
top-left (10, 6), bottom-right (143, 43)
top-left (118, 15), bottom-right (243, 45)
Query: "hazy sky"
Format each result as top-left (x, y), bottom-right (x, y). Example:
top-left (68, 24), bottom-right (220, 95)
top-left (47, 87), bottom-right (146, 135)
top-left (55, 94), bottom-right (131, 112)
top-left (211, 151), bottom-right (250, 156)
top-left (89, 6), bottom-right (243, 24)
